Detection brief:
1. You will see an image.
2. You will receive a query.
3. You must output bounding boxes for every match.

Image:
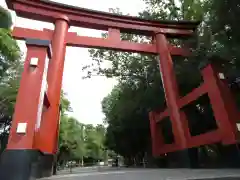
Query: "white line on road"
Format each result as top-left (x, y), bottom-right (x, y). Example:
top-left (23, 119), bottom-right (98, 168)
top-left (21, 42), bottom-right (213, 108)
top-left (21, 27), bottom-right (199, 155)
top-left (41, 171), bottom-right (127, 179)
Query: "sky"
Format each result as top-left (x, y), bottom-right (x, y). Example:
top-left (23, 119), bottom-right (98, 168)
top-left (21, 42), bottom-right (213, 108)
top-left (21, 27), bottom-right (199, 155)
top-left (0, 0), bottom-right (146, 125)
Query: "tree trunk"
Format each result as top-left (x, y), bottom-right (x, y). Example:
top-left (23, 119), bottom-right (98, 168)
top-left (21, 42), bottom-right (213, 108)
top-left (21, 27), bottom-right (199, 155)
top-left (81, 157), bottom-right (84, 166)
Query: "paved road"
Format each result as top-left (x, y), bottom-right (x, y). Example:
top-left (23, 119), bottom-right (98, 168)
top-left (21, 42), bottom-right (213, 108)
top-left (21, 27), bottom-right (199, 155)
top-left (41, 168), bottom-right (240, 180)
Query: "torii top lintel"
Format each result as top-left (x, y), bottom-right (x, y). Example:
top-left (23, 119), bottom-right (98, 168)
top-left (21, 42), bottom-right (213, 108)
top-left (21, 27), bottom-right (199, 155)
top-left (6, 0), bottom-right (200, 37)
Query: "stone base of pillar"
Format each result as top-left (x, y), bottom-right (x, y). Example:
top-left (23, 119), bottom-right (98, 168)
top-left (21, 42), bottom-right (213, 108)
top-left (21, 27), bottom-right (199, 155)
top-left (52, 155), bottom-right (58, 175)
top-left (37, 153), bottom-right (54, 178)
top-left (218, 144), bottom-right (240, 168)
top-left (167, 148), bottom-right (199, 168)
top-left (0, 149), bottom-right (56, 180)
top-left (0, 149), bottom-right (41, 180)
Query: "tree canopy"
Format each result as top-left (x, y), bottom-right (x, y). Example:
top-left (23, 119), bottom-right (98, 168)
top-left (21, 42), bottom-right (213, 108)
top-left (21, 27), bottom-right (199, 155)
top-left (58, 101), bottom-right (107, 166)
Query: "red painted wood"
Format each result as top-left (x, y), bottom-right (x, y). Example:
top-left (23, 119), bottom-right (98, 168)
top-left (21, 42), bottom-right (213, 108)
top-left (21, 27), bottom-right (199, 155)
top-left (8, 0), bottom-right (199, 37)
top-left (187, 131), bottom-right (222, 147)
top-left (151, 111), bottom-right (190, 155)
top-left (7, 45), bottom-right (49, 150)
top-left (177, 84), bottom-right (207, 108)
top-left (149, 112), bottom-right (165, 156)
top-left (156, 84), bottom-right (207, 123)
top-left (151, 63), bottom-right (239, 156)
top-left (202, 64), bottom-right (238, 144)
top-left (67, 33), bottom-right (157, 53)
top-left (38, 18), bottom-right (69, 153)
top-left (179, 110), bottom-right (191, 140)
top-left (220, 79), bottom-right (239, 130)
top-left (12, 27), bottom-right (190, 56)
top-left (155, 109), bottom-right (169, 122)
top-left (34, 105), bottom-right (48, 151)
top-left (34, 93), bottom-right (51, 152)
top-left (12, 27), bottom-right (53, 40)
top-left (53, 108), bottom-right (61, 154)
top-left (108, 28), bottom-right (120, 42)
top-left (155, 33), bottom-right (188, 149)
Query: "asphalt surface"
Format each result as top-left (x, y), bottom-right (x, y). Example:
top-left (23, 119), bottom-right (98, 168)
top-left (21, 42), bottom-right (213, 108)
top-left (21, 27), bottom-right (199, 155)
top-left (41, 168), bottom-right (240, 180)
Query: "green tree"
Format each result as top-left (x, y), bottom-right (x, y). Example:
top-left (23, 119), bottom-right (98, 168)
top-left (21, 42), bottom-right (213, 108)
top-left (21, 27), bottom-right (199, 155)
top-left (58, 94), bottom-right (106, 166)
top-left (0, 6), bottom-right (21, 80)
top-left (58, 91), bottom-right (86, 166)
top-left (0, 6), bottom-right (12, 28)
top-left (0, 6), bottom-right (22, 116)
top-left (60, 91), bottom-right (72, 114)
top-left (58, 115), bottom-right (86, 165)
top-left (102, 79), bottom-right (162, 164)
top-left (84, 124), bottom-right (105, 161)
top-left (205, 0), bottom-right (240, 77)
top-left (0, 6), bottom-right (22, 154)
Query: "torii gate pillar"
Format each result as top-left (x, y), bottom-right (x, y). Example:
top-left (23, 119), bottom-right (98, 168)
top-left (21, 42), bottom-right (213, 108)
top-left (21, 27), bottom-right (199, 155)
top-left (0, 15), bottom-right (69, 179)
top-left (0, 39), bottom-right (52, 180)
top-left (36, 15), bottom-right (69, 154)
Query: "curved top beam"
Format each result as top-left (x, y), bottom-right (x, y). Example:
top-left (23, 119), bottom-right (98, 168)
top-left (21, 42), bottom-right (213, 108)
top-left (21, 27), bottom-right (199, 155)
top-left (6, 0), bottom-right (200, 37)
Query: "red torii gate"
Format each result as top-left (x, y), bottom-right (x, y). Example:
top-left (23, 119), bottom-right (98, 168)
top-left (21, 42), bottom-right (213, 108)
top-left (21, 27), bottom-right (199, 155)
top-left (149, 63), bottom-right (240, 156)
top-left (0, 0), bottom-right (238, 179)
